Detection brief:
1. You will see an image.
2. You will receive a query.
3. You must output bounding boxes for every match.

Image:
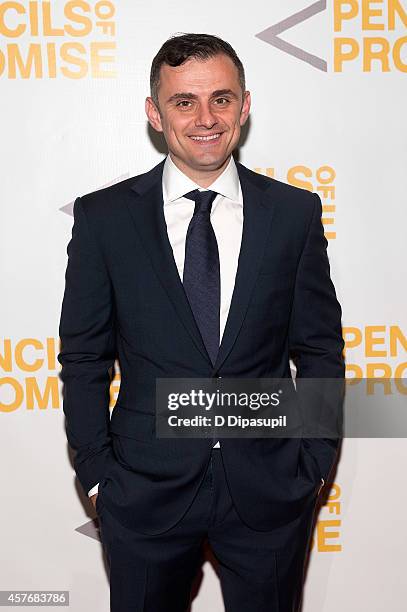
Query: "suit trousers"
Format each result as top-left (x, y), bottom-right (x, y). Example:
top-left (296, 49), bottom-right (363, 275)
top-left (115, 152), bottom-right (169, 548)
top-left (97, 448), bottom-right (320, 612)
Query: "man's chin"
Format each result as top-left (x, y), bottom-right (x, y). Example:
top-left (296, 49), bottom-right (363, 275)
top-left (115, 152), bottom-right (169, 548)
top-left (187, 153), bottom-right (231, 172)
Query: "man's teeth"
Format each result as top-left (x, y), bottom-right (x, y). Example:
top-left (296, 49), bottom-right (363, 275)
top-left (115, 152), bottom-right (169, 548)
top-left (190, 133), bottom-right (221, 141)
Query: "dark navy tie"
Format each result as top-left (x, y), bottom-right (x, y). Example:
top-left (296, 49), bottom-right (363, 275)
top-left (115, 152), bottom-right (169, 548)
top-left (182, 189), bottom-right (220, 366)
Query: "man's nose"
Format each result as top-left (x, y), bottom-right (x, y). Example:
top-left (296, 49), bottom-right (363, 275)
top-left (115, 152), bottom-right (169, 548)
top-left (194, 103), bottom-right (218, 128)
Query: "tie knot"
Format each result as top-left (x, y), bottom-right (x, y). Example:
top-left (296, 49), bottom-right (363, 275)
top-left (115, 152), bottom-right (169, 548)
top-left (183, 189), bottom-right (218, 214)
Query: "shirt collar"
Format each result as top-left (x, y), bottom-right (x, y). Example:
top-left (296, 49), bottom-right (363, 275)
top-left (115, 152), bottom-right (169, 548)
top-left (162, 153), bottom-right (241, 205)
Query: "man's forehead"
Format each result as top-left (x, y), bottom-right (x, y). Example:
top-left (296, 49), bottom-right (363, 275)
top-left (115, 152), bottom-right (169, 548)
top-left (159, 57), bottom-right (240, 97)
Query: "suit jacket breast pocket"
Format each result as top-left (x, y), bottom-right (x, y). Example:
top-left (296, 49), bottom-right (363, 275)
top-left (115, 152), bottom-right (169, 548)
top-left (249, 270), bottom-right (295, 307)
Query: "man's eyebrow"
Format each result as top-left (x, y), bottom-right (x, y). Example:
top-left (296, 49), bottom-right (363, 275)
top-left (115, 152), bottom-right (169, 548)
top-left (166, 89), bottom-right (238, 104)
top-left (211, 89), bottom-right (238, 99)
top-left (166, 92), bottom-right (198, 104)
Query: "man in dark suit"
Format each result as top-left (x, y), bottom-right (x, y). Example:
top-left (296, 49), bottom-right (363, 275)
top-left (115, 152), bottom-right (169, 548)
top-left (58, 33), bottom-right (345, 612)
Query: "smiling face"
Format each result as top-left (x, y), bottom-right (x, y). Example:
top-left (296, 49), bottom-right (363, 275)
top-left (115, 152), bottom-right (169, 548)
top-left (145, 53), bottom-right (251, 186)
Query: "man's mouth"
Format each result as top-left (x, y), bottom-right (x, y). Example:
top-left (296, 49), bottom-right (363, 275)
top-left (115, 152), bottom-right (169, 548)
top-left (189, 132), bottom-right (222, 142)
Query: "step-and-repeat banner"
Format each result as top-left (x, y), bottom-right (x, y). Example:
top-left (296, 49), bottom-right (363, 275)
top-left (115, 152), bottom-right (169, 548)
top-left (1, 1), bottom-right (406, 610)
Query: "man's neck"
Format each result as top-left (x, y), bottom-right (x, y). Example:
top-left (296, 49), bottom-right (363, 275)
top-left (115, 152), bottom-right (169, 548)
top-left (168, 153), bottom-right (232, 188)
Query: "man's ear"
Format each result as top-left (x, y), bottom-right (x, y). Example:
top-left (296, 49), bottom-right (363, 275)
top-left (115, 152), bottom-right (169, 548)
top-left (145, 97), bottom-right (163, 132)
top-left (239, 90), bottom-right (251, 127)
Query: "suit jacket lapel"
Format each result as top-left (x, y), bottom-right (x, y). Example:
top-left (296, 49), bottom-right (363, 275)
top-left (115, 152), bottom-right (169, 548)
top-left (127, 159), bottom-right (210, 363)
top-left (126, 158), bottom-right (277, 371)
top-left (213, 162), bottom-right (276, 371)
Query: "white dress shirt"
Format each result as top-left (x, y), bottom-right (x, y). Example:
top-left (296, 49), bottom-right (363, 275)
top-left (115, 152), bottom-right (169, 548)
top-left (88, 153), bottom-right (243, 497)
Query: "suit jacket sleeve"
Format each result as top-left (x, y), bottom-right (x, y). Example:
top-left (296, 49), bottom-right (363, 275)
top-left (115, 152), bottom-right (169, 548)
top-left (58, 196), bottom-right (116, 496)
top-left (288, 191), bottom-right (345, 482)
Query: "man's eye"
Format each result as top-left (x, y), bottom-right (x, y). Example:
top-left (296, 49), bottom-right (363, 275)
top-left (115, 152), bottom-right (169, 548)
top-left (177, 100), bottom-right (192, 107)
top-left (215, 98), bottom-right (229, 104)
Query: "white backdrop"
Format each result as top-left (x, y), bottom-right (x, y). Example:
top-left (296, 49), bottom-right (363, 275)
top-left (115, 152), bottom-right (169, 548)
top-left (1, 1), bottom-right (407, 610)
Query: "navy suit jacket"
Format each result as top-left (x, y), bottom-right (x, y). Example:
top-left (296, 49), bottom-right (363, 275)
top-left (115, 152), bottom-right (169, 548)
top-left (58, 158), bottom-right (345, 535)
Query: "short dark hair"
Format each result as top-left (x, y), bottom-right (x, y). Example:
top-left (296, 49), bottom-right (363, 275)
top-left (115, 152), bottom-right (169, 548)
top-left (150, 33), bottom-right (246, 108)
